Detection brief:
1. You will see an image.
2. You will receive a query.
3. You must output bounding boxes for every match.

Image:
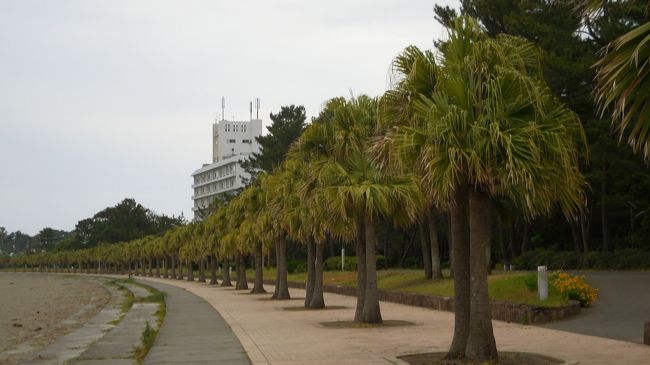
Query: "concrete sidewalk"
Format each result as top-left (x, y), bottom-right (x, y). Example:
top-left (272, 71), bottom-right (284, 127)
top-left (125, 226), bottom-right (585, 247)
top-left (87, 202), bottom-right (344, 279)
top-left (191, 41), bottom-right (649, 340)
top-left (141, 280), bottom-right (250, 365)
top-left (136, 276), bottom-right (650, 365)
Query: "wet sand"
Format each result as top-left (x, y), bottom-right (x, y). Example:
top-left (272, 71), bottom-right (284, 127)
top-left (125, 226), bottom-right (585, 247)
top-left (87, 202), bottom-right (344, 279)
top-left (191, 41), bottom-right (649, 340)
top-left (0, 273), bottom-right (110, 365)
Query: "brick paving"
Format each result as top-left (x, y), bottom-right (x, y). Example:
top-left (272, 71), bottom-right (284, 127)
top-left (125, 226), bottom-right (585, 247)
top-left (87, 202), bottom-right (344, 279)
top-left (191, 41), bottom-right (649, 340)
top-left (136, 276), bottom-right (650, 365)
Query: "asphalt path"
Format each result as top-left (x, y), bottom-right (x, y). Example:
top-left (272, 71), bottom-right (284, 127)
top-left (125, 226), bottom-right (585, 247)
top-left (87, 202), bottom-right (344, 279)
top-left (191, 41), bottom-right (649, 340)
top-left (542, 271), bottom-right (650, 343)
top-left (140, 280), bottom-right (251, 365)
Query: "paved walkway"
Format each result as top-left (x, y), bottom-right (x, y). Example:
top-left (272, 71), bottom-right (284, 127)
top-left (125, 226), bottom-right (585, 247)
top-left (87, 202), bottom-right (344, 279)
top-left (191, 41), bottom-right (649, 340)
top-left (71, 301), bottom-right (158, 365)
top-left (543, 271), bottom-right (650, 343)
top-left (135, 276), bottom-right (650, 365)
top-left (140, 280), bottom-right (251, 365)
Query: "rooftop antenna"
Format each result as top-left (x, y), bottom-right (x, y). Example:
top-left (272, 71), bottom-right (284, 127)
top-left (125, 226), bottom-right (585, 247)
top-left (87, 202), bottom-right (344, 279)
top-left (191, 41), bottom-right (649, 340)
top-left (249, 101), bottom-right (253, 121)
top-left (255, 98), bottom-right (260, 119)
top-left (221, 97), bottom-right (225, 121)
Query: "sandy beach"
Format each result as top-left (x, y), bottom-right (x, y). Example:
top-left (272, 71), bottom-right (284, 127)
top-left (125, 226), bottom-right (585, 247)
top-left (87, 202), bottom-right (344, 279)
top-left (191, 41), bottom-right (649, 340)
top-left (0, 273), bottom-right (110, 365)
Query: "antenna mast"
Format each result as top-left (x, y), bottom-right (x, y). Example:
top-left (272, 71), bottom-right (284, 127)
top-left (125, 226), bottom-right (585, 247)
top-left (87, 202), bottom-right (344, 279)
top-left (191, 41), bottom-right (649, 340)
top-left (255, 98), bottom-right (260, 119)
top-left (249, 101), bottom-right (253, 121)
top-left (221, 97), bottom-right (225, 121)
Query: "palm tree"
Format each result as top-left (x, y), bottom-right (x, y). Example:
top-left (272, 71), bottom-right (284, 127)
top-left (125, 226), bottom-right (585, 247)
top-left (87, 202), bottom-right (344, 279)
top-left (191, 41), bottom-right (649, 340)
top-left (582, 2), bottom-right (650, 160)
top-left (237, 180), bottom-right (268, 294)
top-left (280, 156), bottom-right (334, 308)
top-left (262, 170), bottom-right (295, 300)
top-left (378, 45), bottom-right (446, 280)
top-left (295, 95), bottom-right (421, 323)
top-left (374, 17), bottom-right (586, 362)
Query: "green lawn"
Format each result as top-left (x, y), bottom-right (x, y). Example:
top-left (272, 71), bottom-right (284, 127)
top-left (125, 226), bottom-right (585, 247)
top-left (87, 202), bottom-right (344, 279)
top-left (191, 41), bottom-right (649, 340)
top-left (245, 268), bottom-right (568, 307)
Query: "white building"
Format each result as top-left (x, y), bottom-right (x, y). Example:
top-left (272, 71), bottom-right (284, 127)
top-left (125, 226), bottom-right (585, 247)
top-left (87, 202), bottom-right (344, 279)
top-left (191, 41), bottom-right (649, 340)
top-left (191, 117), bottom-right (263, 219)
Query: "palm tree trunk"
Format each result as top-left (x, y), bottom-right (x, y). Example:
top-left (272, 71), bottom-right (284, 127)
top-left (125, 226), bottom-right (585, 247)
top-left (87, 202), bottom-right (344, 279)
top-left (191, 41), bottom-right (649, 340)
top-left (221, 258), bottom-right (232, 287)
top-left (235, 255), bottom-right (248, 290)
top-left (148, 258), bottom-right (153, 277)
top-left (447, 186), bottom-right (471, 359)
top-left (361, 213), bottom-right (382, 324)
top-left (272, 237), bottom-right (290, 299)
top-left (170, 256), bottom-right (176, 279)
top-left (177, 256), bottom-right (184, 280)
top-left (465, 191), bottom-right (498, 362)
top-left (601, 153), bottom-right (611, 251)
top-left (251, 243), bottom-right (267, 294)
top-left (187, 260), bottom-right (194, 281)
top-left (209, 255), bottom-right (218, 285)
top-left (304, 237), bottom-right (316, 307)
top-left (155, 257), bottom-right (161, 278)
top-left (354, 217), bottom-right (367, 323)
top-left (428, 209), bottom-right (443, 279)
top-left (419, 221), bottom-right (433, 279)
top-left (309, 241), bottom-right (326, 309)
top-left (198, 258), bottom-right (206, 283)
top-left (520, 221), bottom-right (530, 254)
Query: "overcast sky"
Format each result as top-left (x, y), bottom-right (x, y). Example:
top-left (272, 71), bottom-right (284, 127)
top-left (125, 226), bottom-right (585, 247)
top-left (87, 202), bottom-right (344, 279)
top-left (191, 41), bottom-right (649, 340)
top-left (0, 0), bottom-right (457, 235)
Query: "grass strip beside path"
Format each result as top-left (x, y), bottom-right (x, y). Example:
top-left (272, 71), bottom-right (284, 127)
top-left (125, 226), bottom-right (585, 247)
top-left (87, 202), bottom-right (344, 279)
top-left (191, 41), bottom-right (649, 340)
top-left (236, 268), bottom-right (568, 307)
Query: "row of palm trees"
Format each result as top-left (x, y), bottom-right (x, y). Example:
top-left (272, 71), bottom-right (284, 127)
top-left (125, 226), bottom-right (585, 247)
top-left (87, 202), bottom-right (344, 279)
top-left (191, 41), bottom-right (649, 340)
top-left (8, 18), bottom-right (589, 363)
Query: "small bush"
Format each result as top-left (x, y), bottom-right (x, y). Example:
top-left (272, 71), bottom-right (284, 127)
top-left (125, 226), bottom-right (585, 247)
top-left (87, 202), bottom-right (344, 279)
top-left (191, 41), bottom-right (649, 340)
top-left (323, 255), bottom-right (387, 271)
top-left (513, 248), bottom-right (650, 270)
top-left (376, 255), bottom-right (387, 270)
top-left (523, 273), bottom-right (537, 292)
top-left (287, 259), bottom-right (306, 274)
top-left (550, 271), bottom-right (598, 307)
top-left (324, 256), bottom-right (357, 271)
top-left (401, 256), bottom-right (419, 269)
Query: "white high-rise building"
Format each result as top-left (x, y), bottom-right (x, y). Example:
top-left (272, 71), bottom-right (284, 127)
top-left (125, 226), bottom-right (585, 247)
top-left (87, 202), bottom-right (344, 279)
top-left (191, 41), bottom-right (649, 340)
top-left (191, 116), bottom-right (263, 220)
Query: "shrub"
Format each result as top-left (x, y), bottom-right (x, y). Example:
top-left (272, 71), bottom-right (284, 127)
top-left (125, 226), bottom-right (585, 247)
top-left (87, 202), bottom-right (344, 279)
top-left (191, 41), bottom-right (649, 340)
top-left (523, 273), bottom-right (537, 292)
top-left (324, 255), bottom-right (385, 271)
top-left (513, 248), bottom-right (650, 270)
top-left (376, 255), bottom-right (387, 270)
top-left (287, 259), bottom-right (306, 274)
top-left (401, 256), bottom-right (419, 269)
top-left (550, 271), bottom-right (598, 307)
top-left (324, 256), bottom-right (357, 271)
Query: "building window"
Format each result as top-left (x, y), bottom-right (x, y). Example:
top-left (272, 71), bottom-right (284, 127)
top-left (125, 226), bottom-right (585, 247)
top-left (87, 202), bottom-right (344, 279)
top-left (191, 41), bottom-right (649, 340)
top-left (243, 125), bottom-right (246, 133)
top-left (228, 139), bottom-right (235, 143)
top-left (242, 139), bottom-right (251, 144)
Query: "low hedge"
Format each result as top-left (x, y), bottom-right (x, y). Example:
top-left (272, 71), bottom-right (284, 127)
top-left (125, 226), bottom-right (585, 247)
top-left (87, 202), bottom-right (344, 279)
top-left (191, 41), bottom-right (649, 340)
top-left (324, 255), bottom-right (387, 271)
top-left (513, 248), bottom-right (650, 270)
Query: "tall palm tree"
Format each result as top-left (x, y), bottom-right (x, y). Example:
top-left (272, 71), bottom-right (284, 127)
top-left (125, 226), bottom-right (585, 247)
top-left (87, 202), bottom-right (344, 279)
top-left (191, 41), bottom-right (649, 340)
top-left (296, 95), bottom-right (421, 323)
top-left (262, 169), bottom-right (297, 300)
top-left (379, 45), bottom-right (446, 280)
top-left (374, 17), bottom-right (586, 362)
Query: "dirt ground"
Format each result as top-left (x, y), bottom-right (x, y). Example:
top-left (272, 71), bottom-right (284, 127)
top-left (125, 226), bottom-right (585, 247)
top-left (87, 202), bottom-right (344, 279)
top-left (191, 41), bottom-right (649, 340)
top-left (0, 273), bottom-right (110, 365)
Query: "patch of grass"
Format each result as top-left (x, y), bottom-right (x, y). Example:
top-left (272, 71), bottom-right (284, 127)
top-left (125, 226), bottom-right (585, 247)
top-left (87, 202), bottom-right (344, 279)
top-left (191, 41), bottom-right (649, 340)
top-left (127, 281), bottom-right (167, 327)
top-left (134, 321), bottom-right (157, 364)
top-left (119, 286), bottom-right (135, 315)
top-left (488, 274), bottom-right (566, 307)
top-left (127, 282), bottom-right (166, 364)
top-left (248, 268), bottom-right (568, 307)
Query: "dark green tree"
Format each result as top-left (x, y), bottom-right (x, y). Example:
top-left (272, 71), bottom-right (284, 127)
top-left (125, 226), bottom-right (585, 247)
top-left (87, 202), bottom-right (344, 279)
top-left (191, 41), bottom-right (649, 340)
top-left (75, 198), bottom-right (185, 247)
top-left (243, 105), bottom-right (307, 180)
top-left (434, 0), bottom-right (650, 254)
top-left (35, 228), bottom-right (67, 249)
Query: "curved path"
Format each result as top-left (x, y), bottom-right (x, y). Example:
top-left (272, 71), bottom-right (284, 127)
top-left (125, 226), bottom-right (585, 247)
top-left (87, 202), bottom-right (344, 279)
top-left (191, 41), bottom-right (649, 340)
top-left (135, 276), bottom-right (650, 365)
top-left (139, 280), bottom-right (251, 365)
top-left (542, 271), bottom-right (650, 343)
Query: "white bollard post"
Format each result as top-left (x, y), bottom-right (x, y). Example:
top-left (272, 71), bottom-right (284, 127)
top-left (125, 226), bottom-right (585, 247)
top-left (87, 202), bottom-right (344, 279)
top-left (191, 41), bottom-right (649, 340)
top-left (538, 265), bottom-right (548, 301)
top-left (341, 248), bottom-right (345, 271)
